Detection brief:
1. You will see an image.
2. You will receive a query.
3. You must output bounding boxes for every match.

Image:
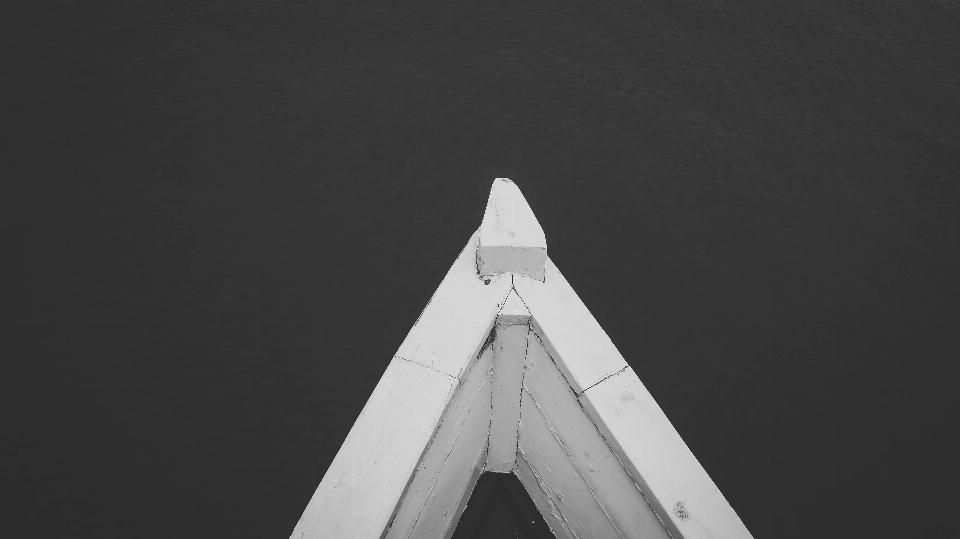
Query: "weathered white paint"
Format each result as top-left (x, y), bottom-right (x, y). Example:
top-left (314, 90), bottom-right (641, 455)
top-left (396, 230), bottom-right (513, 379)
top-left (514, 445), bottom-right (577, 539)
top-left (290, 233), bottom-right (506, 539)
top-left (522, 333), bottom-right (672, 539)
top-left (486, 290), bottom-right (530, 472)
top-left (496, 286), bottom-right (532, 326)
top-left (478, 178), bottom-right (547, 281)
top-left (513, 261), bottom-right (627, 394)
top-left (290, 358), bottom-right (458, 539)
top-left (580, 368), bottom-right (753, 539)
top-left (517, 386), bottom-right (623, 538)
top-left (385, 345), bottom-right (494, 538)
top-left (293, 178), bottom-right (753, 539)
top-left (440, 438), bottom-right (489, 539)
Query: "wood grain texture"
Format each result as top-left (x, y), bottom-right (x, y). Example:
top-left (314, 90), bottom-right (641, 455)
top-left (486, 321), bottom-right (528, 472)
top-left (386, 345), bottom-right (494, 538)
top-left (514, 446), bottom-right (577, 539)
top-left (517, 388), bottom-right (623, 538)
top-left (523, 333), bottom-right (671, 539)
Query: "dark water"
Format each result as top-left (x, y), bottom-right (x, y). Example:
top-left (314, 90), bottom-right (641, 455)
top-left (452, 472), bottom-right (553, 539)
top-left (1, 1), bottom-right (958, 538)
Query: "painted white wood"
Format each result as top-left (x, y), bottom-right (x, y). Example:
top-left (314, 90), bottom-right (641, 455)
top-left (515, 448), bottom-right (577, 539)
top-left (396, 230), bottom-right (513, 379)
top-left (522, 333), bottom-right (672, 539)
top-left (496, 286), bottom-right (532, 326)
top-left (514, 260), bottom-right (628, 394)
top-left (293, 179), bottom-right (753, 539)
top-left (478, 178), bottom-right (547, 281)
top-left (291, 232), bottom-right (508, 539)
top-left (440, 439), bottom-right (489, 539)
top-left (486, 291), bottom-right (530, 472)
top-left (385, 345), bottom-right (494, 538)
top-left (580, 368), bottom-right (754, 539)
top-left (517, 385), bottom-right (623, 538)
top-left (290, 358), bottom-right (458, 539)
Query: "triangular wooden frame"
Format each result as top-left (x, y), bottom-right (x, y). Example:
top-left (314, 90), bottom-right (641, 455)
top-left (291, 179), bottom-right (752, 539)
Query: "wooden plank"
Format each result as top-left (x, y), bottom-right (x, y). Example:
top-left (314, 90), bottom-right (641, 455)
top-left (293, 179), bottom-right (752, 539)
top-left (514, 260), bottom-right (627, 394)
top-left (386, 345), bottom-right (494, 538)
top-left (523, 334), bottom-right (672, 539)
top-left (515, 448), bottom-right (577, 539)
top-left (517, 387), bottom-right (623, 539)
top-left (580, 368), bottom-right (753, 539)
top-left (440, 441), bottom-right (489, 539)
top-left (487, 290), bottom-right (531, 472)
top-left (396, 230), bottom-right (513, 379)
top-left (477, 178), bottom-right (547, 281)
top-left (290, 358), bottom-right (458, 539)
top-left (444, 469), bottom-right (498, 537)
top-left (500, 472), bottom-right (558, 539)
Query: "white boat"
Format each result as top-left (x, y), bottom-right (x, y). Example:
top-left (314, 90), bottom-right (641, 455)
top-left (291, 178), bottom-right (753, 539)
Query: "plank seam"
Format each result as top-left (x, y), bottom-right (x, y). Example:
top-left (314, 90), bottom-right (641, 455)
top-left (517, 448), bottom-right (578, 539)
top-left (524, 388), bottom-right (626, 539)
top-left (405, 374), bottom-right (491, 538)
top-left (578, 366), bottom-right (629, 395)
top-left (395, 355), bottom-right (458, 381)
top-left (514, 322), bottom-right (532, 469)
top-left (527, 329), bottom-right (674, 538)
top-left (384, 343), bottom-right (493, 538)
top-left (441, 440), bottom-right (490, 538)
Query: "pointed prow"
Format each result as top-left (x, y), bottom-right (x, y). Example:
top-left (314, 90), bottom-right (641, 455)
top-left (477, 178), bottom-right (547, 282)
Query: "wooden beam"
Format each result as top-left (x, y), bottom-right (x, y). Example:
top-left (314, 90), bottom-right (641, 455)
top-left (517, 386), bottom-right (622, 538)
top-left (522, 331), bottom-right (671, 539)
top-left (580, 368), bottom-right (753, 539)
top-left (515, 253), bottom-right (754, 539)
top-left (291, 357), bottom-right (458, 538)
top-left (442, 446), bottom-right (490, 539)
top-left (514, 261), bottom-right (626, 395)
top-left (514, 446), bottom-right (577, 539)
top-left (384, 345), bottom-right (494, 538)
top-left (486, 289), bottom-right (530, 472)
top-left (396, 230), bottom-right (513, 379)
top-left (499, 472), bottom-right (557, 539)
top-left (477, 178), bottom-right (547, 282)
top-left (447, 472), bottom-right (498, 538)
top-left (290, 232), bottom-right (508, 539)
